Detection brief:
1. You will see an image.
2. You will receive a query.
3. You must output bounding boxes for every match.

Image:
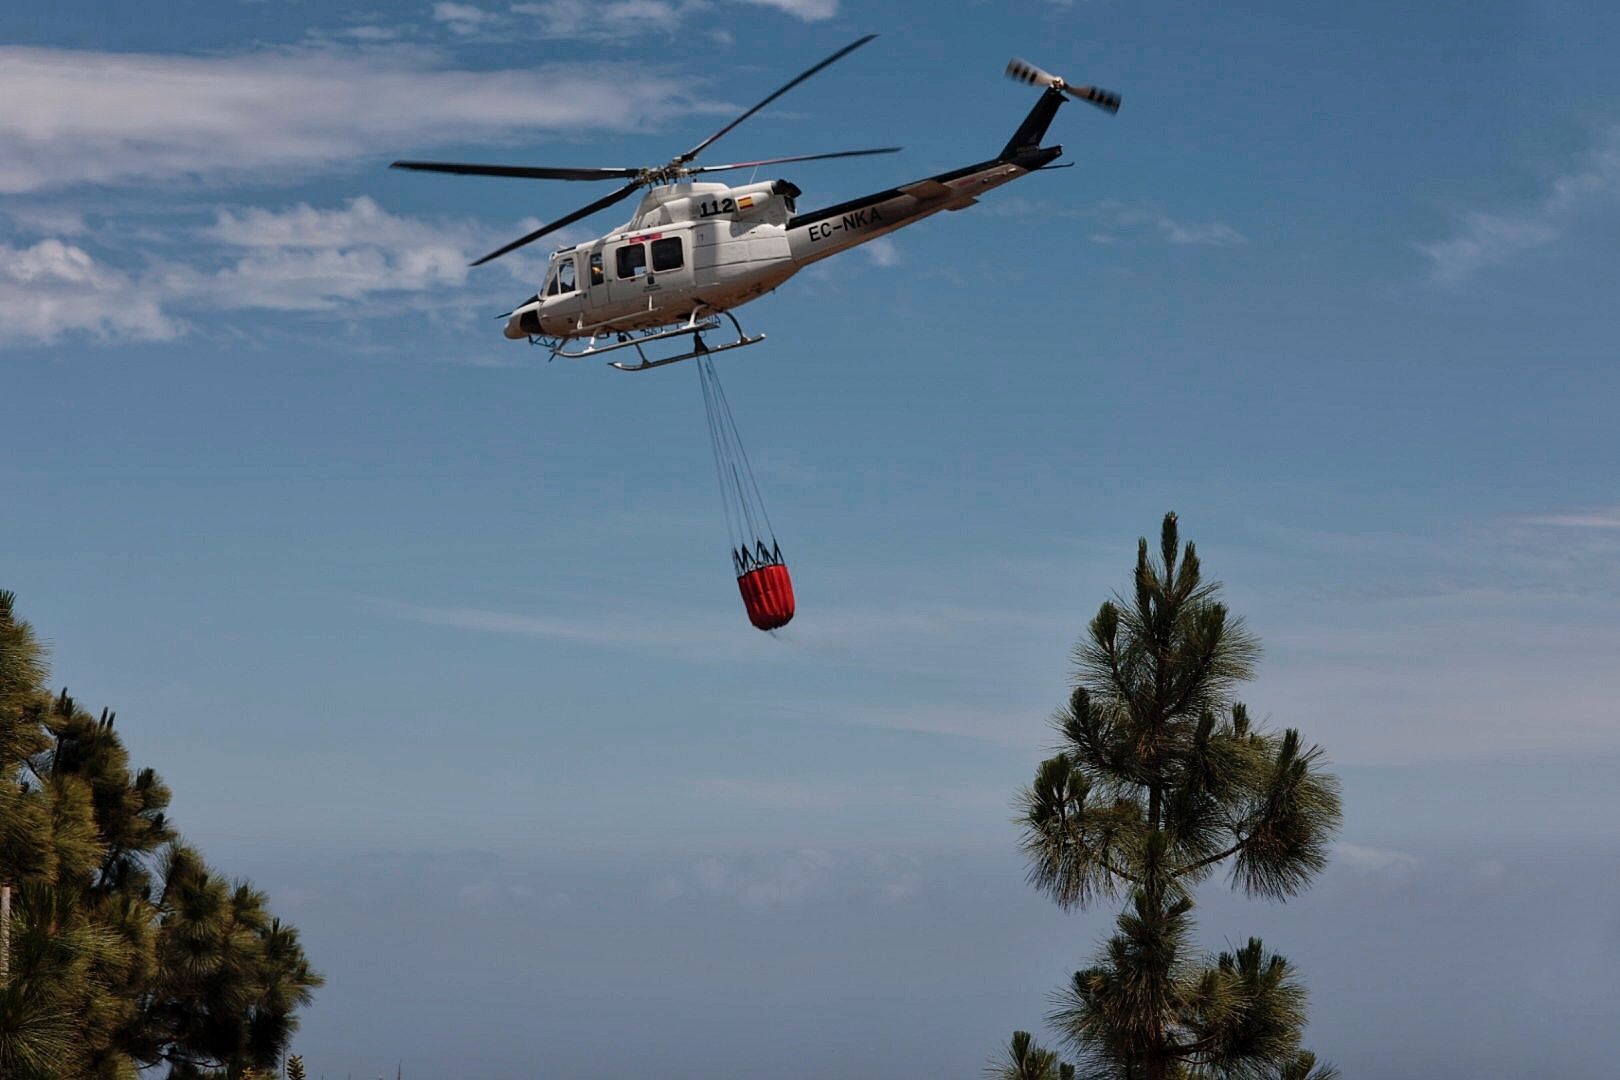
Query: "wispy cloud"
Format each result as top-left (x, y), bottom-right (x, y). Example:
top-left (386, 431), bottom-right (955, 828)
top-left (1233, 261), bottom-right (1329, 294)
top-left (0, 45), bottom-right (700, 194)
top-left (829, 703), bottom-right (1050, 747)
top-left (1096, 202), bottom-right (1248, 246)
top-left (734, 0), bottom-right (839, 19)
top-left (1333, 842), bottom-right (1421, 876)
top-left (693, 849), bottom-right (839, 908)
top-left (652, 848), bottom-right (917, 909)
top-left (496, 0), bottom-right (832, 41)
top-left (1521, 507), bottom-right (1620, 529)
top-left (5, 206), bottom-right (89, 237)
top-left (366, 596), bottom-right (712, 650)
top-left (509, 0), bottom-right (696, 39)
top-left (1419, 124), bottom-right (1620, 285)
top-left (688, 776), bottom-right (1002, 811)
top-left (431, 2), bottom-right (500, 35)
top-left (863, 236), bottom-right (902, 267)
top-left (983, 196), bottom-right (1247, 247)
top-left (1239, 512), bottom-right (1620, 764)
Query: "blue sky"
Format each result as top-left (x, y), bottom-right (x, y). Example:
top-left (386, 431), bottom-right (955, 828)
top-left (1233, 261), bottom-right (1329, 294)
top-left (5, 1), bottom-right (1620, 1076)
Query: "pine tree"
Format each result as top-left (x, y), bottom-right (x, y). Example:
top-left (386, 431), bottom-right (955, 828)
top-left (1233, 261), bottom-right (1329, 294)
top-left (0, 590), bottom-right (321, 1078)
top-left (1011, 516), bottom-right (1341, 1080)
top-left (286, 1054), bottom-right (308, 1080)
top-left (986, 1030), bottom-right (1073, 1080)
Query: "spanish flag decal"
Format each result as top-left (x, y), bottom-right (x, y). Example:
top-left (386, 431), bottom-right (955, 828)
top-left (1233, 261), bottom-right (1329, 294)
top-left (736, 194), bottom-right (756, 210)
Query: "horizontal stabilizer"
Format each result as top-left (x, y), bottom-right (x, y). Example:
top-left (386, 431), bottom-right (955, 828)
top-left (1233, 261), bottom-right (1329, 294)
top-left (900, 179), bottom-right (977, 208)
top-left (900, 179), bottom-right (952, 200)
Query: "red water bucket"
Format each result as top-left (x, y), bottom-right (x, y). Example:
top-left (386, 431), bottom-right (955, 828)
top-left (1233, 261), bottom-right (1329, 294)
top-left (737, 562), bottom-right (795, 631)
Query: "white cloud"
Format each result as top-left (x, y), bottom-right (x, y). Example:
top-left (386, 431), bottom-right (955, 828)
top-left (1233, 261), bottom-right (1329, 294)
top-left (875, 874), bottom-right (919, 903)
top-left (181, 197), bottom-right (476, 311)
top-left (1098, 203), bottom-right (1248, 246)
top-left (6, 206), bottom-right (89, 236)
top-left (0, 45), bottom-right (698, 194)
top-left (832, 704), bottom-right (1049, 747)
top-left (340, 25), bottom-right (406, 43)
top-left (368, 596), bottom-right (718, 650)
top-left (506, 0), bottom-right (833, 40)
top-left (510, 0), bottom-right (693, 38)
top-left (1522, 507), bottom-right (1620, 529)
top-left (657, 849), bottom-right (924, 908)
top-left (734, 0), bottom-right (838, 19)
top-left (1161, 220), bottom-right (1247, 246)
top-left (863, 236), bottom-right (901, 267)
top-left (432, 2), bottom-right (499, 35)
top-left (689, 776), bottom-right (1002, 811)
top-left (1333, 842), bottom-right (1421, 875)
top-left (1, 197), bottom-right (554, 344)
top-left (693, 849), bottom-right (838, 907)
top-left (650, 875), bottom-right (688, 901)
top-left (986, 197), bottom-right (1247, 247)
top-left (1419, 125), bottom-right (1620, 285)
top-left (205, 196), bottom-right (463, 253)
top-left (0, 239), bottom-right (177, 345)
top-left (1243, 514), bottom-right (1620, 764)
top-left (369, 594), bottom-right (1072, 668)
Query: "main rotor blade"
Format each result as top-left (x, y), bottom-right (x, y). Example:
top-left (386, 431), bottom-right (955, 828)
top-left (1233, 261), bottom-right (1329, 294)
top-left (688, 146), bottom-right (902, 174)
top-left (470, 179), bottom-right (644, 267)
top-left (392, 160), bottom-right (640, 181)
top-left (679, 34), bottom-right (878, 165)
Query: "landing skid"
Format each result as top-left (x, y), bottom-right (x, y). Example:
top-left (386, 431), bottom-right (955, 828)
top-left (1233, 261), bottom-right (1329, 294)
top-left (610, 310), bottom-right (765, 372)
top-left (535, 308), bottom-right (764, 372)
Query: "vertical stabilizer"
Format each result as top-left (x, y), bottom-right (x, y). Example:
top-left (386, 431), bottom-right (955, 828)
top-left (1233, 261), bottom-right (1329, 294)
top-left (1000, 87), bottom-right (1068, 160)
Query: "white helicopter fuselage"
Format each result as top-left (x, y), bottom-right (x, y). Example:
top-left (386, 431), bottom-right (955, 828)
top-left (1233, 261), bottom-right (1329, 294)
top-left (504, 149), bottom-right (1047, 343)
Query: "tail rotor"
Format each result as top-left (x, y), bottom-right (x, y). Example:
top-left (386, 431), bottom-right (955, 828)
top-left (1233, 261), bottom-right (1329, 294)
top-left (1006, 57), bottom-right (1121, 114)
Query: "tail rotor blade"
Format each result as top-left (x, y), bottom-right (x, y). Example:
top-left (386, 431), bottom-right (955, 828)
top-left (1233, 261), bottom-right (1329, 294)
top-left (1006, 56), bottom-right (1121, 114)
top-left (1006, 57), bottom-right (1058, 89)
top-left (1066, 85), bottom-right (1121, 114)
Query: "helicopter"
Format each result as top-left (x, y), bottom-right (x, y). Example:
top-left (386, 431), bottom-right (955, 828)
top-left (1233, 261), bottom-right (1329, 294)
top-left (392, 40), bottom-right (1119, 371)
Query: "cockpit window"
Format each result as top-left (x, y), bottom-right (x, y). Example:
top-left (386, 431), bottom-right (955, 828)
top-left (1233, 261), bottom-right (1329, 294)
top-left (557, 258), bottom-right (575, 293)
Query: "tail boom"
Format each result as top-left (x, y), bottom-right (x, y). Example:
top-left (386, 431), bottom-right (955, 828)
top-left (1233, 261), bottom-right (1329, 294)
top-left (784, 143), bottom-right (1060, 266)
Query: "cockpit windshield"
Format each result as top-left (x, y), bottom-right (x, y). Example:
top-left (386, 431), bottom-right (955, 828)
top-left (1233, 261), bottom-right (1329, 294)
top-left (547, 257), bottom-right (576, 296)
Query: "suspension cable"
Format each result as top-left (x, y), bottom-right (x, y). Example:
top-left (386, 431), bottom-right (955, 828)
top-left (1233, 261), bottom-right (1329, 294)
top-left (697, 353), bottom-right (779, 573)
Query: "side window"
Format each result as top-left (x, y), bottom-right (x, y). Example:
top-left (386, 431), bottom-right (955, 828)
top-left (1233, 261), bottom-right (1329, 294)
top-left (557, 258), bottom-right (575, 294)
top-left (616, 243), bottom-right (647, 279)
top-left (651, 237), bottom-right (684, 272)
top-left (589, 252), bottom-right (604, 286)
top-left (545, 267), bottom-right (561, 296)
